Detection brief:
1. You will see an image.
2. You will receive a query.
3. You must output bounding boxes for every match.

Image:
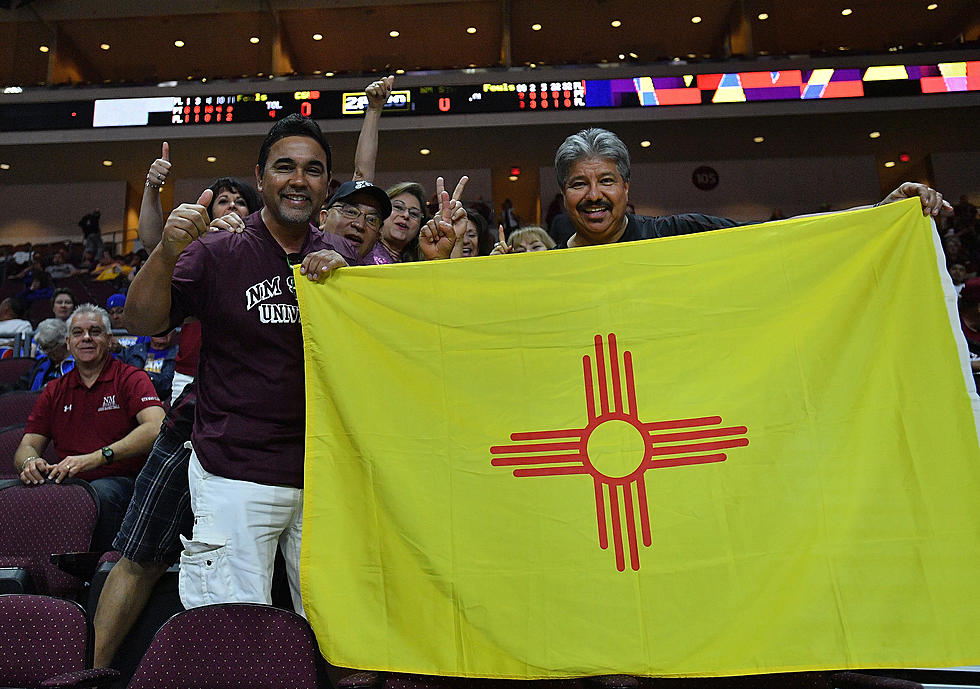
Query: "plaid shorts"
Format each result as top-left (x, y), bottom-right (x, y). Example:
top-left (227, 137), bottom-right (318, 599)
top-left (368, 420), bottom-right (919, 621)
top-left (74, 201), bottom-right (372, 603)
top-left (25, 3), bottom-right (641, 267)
top-left (113, 403), bottom-right (194, 564)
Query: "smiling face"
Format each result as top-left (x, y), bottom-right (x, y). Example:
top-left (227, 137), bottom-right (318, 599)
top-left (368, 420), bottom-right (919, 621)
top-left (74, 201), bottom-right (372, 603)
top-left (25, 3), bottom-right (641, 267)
top-left (320, 193), bottom-right (383, 258)
top-left (461, 219), bottom-right (480, 257)
top-left (381, 192), bottom-right (423, 248)
top-left (562, 157), bottom-right (630, 245)
top-left (211, 187), bottom-right (250, 220)
top-left (67, 312), bottom-right (110, 367)
top-left (256, 136), bottom-right (330, 230)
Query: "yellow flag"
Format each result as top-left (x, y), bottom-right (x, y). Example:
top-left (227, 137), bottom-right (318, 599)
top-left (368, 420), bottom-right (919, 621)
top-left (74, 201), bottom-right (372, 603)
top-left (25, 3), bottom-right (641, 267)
top-left (297, 199), bottom-right (980, 679)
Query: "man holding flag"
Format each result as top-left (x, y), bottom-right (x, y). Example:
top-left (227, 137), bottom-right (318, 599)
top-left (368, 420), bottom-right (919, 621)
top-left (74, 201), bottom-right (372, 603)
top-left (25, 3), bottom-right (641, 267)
top-left (125, 114), bottom-right (357, 615)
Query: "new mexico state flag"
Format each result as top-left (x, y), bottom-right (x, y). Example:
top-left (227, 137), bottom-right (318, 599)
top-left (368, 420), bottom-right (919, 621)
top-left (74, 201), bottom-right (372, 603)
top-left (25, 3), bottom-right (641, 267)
top-left (296, 198), bottom-right (980, 679)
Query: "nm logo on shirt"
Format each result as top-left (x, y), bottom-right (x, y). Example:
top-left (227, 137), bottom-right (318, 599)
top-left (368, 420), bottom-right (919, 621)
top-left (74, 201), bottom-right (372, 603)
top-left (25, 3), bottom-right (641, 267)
top-left (98, 395), bottom-right (120, 412)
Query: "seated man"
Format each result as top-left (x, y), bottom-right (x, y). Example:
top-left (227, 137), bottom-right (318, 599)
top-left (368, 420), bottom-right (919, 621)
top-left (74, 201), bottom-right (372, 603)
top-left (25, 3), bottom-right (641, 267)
top-left (0, 296), bottom-right (33, 347)
top-left (119, 329), bottom-right (178, 401)
top-left (13, 303), bottom-right (165, 552)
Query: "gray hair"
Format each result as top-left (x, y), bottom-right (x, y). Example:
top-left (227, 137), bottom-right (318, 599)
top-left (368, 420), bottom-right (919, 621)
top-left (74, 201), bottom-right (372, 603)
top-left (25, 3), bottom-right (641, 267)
top-left (554, 128), bottom-right (631, 189)
top-left (34, 318), bottom-right (67, 349)
top-left (67, 303), bottom-right (112, 333)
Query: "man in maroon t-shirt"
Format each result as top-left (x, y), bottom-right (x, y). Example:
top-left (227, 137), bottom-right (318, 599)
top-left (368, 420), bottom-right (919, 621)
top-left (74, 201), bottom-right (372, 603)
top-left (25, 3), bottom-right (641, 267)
top-left (14, 304), bottom-right (165, 552)
top-left (124, 114), bottom-right (357, 614)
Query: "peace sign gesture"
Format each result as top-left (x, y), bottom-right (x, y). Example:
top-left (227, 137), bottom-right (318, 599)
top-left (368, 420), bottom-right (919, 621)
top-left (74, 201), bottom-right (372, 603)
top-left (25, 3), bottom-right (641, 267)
top-left (419, 175), bottom-right (468, 260)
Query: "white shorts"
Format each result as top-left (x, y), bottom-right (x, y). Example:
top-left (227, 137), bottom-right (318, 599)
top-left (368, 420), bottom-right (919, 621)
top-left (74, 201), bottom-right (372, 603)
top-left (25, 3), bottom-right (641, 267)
top-left (171, 371), bottom-right (195, 406)
top-left (179, 449), bottom-right (304, 615)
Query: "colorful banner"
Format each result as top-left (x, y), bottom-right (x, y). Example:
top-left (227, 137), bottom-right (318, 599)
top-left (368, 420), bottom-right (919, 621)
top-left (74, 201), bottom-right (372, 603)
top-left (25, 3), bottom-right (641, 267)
top-left (298, 199), bottom-right (980, 679)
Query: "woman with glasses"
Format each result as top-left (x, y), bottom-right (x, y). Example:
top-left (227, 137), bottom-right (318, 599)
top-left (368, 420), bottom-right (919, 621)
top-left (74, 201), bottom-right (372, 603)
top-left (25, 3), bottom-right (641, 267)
top-left (368, 181), bottom-right (429, 264)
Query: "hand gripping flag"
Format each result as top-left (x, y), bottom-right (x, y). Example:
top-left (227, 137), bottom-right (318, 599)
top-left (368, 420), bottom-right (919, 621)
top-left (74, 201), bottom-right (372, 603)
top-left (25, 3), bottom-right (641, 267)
top-left (297, 199), bottom-right (980, 679)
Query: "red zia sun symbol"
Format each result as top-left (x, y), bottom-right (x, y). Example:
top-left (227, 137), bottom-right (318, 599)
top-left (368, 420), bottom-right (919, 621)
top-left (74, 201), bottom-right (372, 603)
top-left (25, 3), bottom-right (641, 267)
top-left (490, 333), bottom-right (749, 572)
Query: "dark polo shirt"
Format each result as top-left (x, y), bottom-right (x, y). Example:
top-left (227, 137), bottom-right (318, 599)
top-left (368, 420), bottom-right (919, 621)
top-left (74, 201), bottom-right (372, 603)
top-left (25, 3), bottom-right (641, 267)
top-left (25, 357), bottom-right (162, 480)
top-left (169, 211), bottom-right (358, 489)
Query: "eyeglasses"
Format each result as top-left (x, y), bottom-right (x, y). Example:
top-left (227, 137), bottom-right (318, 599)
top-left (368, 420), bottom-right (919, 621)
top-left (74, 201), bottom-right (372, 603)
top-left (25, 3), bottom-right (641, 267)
top-left (330, 203), bottom-right (381, 230)
top-left (391, 199), bottom-right (422, 221)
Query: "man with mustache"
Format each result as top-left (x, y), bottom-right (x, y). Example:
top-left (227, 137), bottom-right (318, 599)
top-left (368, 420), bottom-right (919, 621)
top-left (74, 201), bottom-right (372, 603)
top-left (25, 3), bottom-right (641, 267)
top-left (552, 128), bottom-right (951, 249)
top-left (319, 180), bottom-right (391, 261)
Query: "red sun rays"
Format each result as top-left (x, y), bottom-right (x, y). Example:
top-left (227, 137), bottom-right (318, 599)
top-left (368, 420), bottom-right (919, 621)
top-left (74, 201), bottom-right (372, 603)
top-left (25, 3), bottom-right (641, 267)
top-left (490, 333), bottom-right (749, 572)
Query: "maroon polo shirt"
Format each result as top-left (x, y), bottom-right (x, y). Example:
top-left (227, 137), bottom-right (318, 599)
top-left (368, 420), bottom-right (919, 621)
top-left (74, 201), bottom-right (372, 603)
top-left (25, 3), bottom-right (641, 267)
top-left (169, 211), bottom-right (358, 488)
top-left (25, 357), bottom-right (162, 480)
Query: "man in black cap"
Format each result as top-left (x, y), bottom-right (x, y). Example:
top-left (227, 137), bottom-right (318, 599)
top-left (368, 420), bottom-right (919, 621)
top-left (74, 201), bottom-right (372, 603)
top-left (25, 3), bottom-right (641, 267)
top-left (319, 179), bottom-right (391, 262)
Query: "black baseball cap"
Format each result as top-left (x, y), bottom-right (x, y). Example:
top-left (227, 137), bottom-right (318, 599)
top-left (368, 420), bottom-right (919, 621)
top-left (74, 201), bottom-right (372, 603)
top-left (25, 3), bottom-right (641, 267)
top-left (325, 180), bottom-right (392, 220)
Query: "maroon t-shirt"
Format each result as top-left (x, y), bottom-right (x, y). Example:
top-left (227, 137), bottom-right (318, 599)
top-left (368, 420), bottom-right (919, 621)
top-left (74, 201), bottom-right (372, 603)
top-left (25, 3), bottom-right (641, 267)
top-left (174, 319), bottom-right (201, 377)
top-left (169, 211), bottom-right (358, 488)
top-left (25, 357), bottom-right (163, 480)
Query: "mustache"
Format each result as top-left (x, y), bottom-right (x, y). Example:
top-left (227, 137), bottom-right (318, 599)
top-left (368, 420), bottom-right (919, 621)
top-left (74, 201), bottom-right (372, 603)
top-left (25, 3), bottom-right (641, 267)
top-left (576, 200), bottom-right (612, 212)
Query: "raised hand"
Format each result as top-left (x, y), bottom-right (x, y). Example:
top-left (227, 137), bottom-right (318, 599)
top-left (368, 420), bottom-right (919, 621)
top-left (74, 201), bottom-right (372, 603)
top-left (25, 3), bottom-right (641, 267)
top-left (420, 190), bottom-right (458, 260)
top-left (161, 188), bottom-right (213, 260)
top-left (146, 141), bottom-right (171, 191)
top-left (490, 224), bottom-right (511, 255)
top-left (366, 75), bottom-right (394, 111)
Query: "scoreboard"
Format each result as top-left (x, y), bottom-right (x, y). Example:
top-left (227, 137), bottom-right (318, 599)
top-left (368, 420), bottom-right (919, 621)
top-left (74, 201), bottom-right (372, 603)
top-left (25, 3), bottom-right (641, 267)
top-left (1, 61), bottom-right (976, 132)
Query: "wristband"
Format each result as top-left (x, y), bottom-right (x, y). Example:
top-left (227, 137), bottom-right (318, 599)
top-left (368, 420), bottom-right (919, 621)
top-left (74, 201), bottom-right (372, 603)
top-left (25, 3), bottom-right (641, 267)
top-left (21, 456), bottom-right (39, 472)
top-left (145, 179), bottom-right (162, 191)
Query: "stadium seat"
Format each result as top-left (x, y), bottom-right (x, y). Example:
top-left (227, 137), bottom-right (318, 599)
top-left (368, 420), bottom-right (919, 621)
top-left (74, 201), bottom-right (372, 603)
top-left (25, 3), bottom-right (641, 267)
top-left (0, 478), bottom-right (99, 597)
top-left (0, 593), bottom-right (92, 688)
top-left (0, 389), bottom-right (42, 427)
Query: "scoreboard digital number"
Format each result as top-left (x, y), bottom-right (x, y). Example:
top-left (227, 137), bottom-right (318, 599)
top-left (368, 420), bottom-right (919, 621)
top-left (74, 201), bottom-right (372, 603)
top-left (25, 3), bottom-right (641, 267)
top-left (0, 61), bottom-right (974, 132)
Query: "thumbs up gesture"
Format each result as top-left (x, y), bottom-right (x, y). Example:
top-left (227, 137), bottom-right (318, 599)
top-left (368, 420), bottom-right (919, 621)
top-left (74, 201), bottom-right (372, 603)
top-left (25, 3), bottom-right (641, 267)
top-left (161, 188), bottom-right (213, 260)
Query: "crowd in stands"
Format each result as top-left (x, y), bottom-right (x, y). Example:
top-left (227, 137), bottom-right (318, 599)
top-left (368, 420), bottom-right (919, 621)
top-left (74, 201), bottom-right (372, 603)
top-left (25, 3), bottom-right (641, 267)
top-left (0, 73), bottom-right (968, 688)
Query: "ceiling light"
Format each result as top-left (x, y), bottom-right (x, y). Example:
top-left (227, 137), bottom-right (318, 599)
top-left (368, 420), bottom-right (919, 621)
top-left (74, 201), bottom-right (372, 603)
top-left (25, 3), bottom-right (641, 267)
top-left (618, 54), bottom-right (625, 60)
top-left (100, 43), bottom-right (110, 50)
top-left (640, 140), bottom-right (651, 148)
top-left (395, 68), bottom-right (405, 74)
top-left (926, 2), bottom-right (938, 8)
top-left (508, 175), bottom-right (519, 182)
top-left (419, 148), bottom-right (430, 155)
top-left (206, 156), bottom-right (217, 163)
top-left (838, 45), bottom-right (849, 50)
top-left (531, 23), bottom-right (542, 31)
top-left (313, 70), bottom-right (322, 75)
top-left (312, 33), bottom-right (323, 41)
top-left (899, 153), bottom-right (911, 163)
top-left (868, 131), bottom-right (881, 138)
top-left (102, 160), bottom-right (113, 167)
top-left (0, 164), bottom-right (9, 170)
top-left (841, 8), bottom-right (853, 15)
top-left (757, 12), bottom-right (769, 20)
top-left (249, 36), bottom-right (260, 44)
top-left (627, 52), bottom-right (637, 59)
top-left (325, 71), bottom-right (334, 77)
top-left (884, 161), bottom-right (896, 168)
top-left (753, 136), bottom-right (765, 143)
top-left (389, 30), bottom-right (400, 38)
top-left (39, 45), bottom-right (49, 53)
top-left (610, 20), bottom-right (622, 27)
top-left (691, 16), bottom-right (702, 23)
top-left (174, 40), bottom-right (185, 47)
top-left (466, 27), bottom-right (477, 34)
top-left (687, 53), bottom-right (697, 58)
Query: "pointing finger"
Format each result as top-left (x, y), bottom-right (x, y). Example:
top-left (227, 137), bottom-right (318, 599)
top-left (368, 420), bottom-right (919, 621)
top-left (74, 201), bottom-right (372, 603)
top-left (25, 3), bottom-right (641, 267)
top-left (440, 191), bottom-right (452, 222)
top-left (451, 175), bottom-right (469, 203)
top-left (435, 176), bottom-right (446, 206)
top-left (498, 224), bottom-right (506, 244)
top-left (162, 141), bottom-right (169, 162)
